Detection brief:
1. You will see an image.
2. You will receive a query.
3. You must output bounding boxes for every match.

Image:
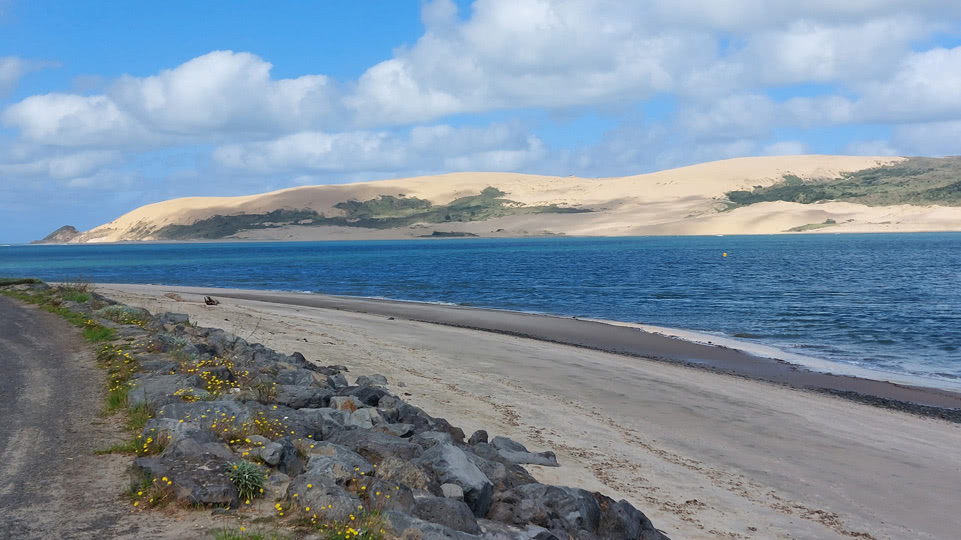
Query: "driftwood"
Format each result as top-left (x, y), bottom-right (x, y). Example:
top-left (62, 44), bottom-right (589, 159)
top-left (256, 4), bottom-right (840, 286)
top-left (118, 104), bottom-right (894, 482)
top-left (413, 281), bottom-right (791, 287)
top-left (203, 295), bottom-right (219, 306)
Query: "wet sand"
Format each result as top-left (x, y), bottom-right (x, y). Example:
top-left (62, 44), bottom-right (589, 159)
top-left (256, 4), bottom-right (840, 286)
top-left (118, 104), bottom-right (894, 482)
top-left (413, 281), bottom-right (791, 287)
top-left (97, 283), bottom-right (961, 539)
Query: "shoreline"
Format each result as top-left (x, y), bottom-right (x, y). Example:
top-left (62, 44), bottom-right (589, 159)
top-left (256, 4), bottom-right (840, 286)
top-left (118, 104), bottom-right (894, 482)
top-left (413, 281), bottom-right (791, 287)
top-left (96, 283), bottom-right (961, 413)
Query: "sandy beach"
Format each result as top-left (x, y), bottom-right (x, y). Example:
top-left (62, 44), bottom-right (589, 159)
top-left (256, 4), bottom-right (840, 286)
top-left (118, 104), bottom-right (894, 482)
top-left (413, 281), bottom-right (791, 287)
top-left (96, 283), bottom-right (961, 540)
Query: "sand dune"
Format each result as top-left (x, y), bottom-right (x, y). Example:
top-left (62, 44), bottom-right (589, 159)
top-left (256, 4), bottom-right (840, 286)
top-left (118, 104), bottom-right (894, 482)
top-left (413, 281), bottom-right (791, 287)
top-left (69, 154), bottom-right (961, 243)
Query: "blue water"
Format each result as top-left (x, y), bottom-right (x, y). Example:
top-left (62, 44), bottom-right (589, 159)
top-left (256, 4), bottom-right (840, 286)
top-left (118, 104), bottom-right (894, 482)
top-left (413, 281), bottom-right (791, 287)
top-left (2, 234), bottom-right (960, 382)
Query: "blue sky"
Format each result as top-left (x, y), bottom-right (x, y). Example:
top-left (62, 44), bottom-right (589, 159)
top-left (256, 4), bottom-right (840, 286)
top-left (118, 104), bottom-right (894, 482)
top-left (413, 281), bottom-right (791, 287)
top-left (2, 0), bottom-right (961, 243)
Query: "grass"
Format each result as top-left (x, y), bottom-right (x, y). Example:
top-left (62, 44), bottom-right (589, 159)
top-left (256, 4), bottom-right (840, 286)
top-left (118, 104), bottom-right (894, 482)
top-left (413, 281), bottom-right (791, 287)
top-left (152, 186), bottom-right (591, 240)
top-left (786, 219), bottom-right (839, 232)
top-left (0, 277), bottom-right (42, 286)
top-left (227, 461), bottom-right (266, 504)
top-left (212, 527), bottom-right (288, 540)
top-left (725, 156), bottom-right (961, 208)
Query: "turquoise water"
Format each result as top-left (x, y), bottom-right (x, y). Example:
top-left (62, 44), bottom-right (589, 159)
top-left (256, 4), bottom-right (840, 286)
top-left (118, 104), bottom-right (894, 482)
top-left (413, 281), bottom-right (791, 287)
top-left (2, 234), bottom-right (960, 382)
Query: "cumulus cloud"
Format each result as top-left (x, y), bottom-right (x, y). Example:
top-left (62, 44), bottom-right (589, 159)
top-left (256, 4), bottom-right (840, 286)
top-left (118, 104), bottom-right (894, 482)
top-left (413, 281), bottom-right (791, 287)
top-left (0, 145), bottom-right (121, 180)
top-left (213, 122), bottom-right (545, 175)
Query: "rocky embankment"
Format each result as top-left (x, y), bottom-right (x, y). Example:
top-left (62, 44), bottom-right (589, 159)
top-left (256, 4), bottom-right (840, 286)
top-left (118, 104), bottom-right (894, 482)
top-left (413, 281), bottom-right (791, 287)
top-left (3, 281), bottom-right (669, 540)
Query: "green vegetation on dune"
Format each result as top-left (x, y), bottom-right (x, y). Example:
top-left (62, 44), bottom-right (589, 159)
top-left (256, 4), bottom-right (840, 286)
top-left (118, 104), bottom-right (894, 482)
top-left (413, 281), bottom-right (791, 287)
top-left (154, 186), bottom-right (591, 240)
top-left (786, 219), bottom-right (838, 232)
top-left (725, 157), bottom-right (961, 208)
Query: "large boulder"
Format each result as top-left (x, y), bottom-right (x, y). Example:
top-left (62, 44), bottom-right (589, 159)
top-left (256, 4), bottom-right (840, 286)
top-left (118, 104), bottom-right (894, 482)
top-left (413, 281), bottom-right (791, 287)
top-left (487, 484), bottom-right (600, 536)
top-left (413, 496), bottom-right (482, 534)
top-left (413, 443), bottom-right (493, 518)
top-left (132, 456), bottom-right (237, 507)
top-left (375, 455), bottom-right (442, 496)
top-left (326, 429), bottom-right (424, 463)
top-left (465, 450), bottom-right (537, 494)
top-left (286, 475), bottom-right (360, 522)
top-left (274, 385), bottom-right (333, 409)
top-left (259, 437), bottom-right (304, 477)
top-left (126, 374), bottom-right (204, 408)
top-left (141, 418), bottom-right (233, 460)
top-left (383, 511), bottom-right (482, 540)
top-left (303, 442), bottom-right (373, 484)
top-left (490, 436), bottom-right (559, 467)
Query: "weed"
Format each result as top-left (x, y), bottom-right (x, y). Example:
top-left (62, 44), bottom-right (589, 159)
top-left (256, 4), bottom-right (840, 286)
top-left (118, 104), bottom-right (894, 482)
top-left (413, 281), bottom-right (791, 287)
top-left (96, 439), bottom-right (140, 455)
top-left (227, 461), bottom-right (265, 504)
top-left (0, 277), bottom-right (42, 286)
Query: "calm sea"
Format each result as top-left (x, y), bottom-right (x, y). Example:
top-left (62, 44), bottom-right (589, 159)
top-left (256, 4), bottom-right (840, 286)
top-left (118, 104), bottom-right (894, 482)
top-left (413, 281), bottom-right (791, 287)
top-left (2, 234), bottom-right (960, 382)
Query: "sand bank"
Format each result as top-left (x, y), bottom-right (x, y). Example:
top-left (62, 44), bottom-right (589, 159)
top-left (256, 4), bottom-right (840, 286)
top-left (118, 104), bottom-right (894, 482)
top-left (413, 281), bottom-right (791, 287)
top-left (97, 283), bottom-right (961, 539)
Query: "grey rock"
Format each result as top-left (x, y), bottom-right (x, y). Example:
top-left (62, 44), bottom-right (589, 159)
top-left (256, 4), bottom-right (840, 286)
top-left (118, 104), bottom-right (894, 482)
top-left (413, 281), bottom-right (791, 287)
top-left (286, 475), bottom-right (360, 522)
top-left (263, 471), bottom-right (290, 500)
top-left (413, 496), bottom-right (481, 534)
top-left (377, 423), bottom-right (415, 438)
top-left (141, 418), bottom-right (233, 461)
top-left (348, 407), bottom-right (385, 429)
top-left (487, 484), bottom-right (602, 538)
top-left (441, 483), bottom-right (464, 501)
top-left (594, 492), bottom-right (670, 540)
top-left (358, 477), bottom-right (416, 513)
top-left (326, 429), bottom-right (424, 463)
top-left (467, 445), bottom-right (538, 492)
top-left (260, 437), bottom-right (304, 477)
top-left (383, 511), bottom-right (482, 540)
top-left (161, 312), bottom-right (190, 325)
top-left (276, 368), bottom-right (319, 387)
top-left (304, 442), bottom-right (373, 484)
top-left (490, 436), bottom-right (559, 467)
top-left (412, 431), bottom-right (454, 449)
top-left (327, 373), bottom-right (349, 389)
top-left (133, 456), bottom-right (237, 507)
top-left (356, 374), bottom-right (388, 387)
top-left (330, 395), bottom-right (365, 411)
top-left (344, 385), bottom-right (389, 407)
top-left (468, 430), bottom-right (488, 446)
top-left (375, 455), bottom-right (442, 496)
top-left (275, 385), bottom-right (333, 409)
top-left (413, 443), bottom-right (493, 518)
top-left (300, 407), bottom-right (349, 438)
top-left (126, 374), bottom-right (204, 408)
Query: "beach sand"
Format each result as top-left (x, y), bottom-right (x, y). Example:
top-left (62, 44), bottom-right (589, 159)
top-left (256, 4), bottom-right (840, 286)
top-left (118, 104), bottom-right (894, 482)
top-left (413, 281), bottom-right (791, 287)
top-left (97, 284), bottom-right (961, 540)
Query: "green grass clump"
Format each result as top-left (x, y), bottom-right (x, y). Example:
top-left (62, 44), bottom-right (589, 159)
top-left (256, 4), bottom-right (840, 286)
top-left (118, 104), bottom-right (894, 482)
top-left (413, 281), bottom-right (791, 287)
top-left (96, 439), bottom-right (141, 455)
top-left (83, 324), bottom-right (115, 342)
top-left (0, 277), bottom-right (42, 286)
top-left (228, 461), bottom-right (266, 503)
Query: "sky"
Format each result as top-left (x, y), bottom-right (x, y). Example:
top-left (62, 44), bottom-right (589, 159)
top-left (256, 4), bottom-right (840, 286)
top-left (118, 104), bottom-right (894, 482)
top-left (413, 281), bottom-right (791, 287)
top-left (2, 0), bottom-right (961, 243)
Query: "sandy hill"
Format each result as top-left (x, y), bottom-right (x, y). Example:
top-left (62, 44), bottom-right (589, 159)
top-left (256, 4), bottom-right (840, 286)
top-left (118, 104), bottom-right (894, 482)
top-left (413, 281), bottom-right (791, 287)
top-left (56, 155), bottom-right (961, 243)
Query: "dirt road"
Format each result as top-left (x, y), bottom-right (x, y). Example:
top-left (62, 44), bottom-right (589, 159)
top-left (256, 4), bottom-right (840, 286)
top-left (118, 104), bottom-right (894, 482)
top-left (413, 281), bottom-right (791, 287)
top-left (0, 296), bottom-right (218, 540)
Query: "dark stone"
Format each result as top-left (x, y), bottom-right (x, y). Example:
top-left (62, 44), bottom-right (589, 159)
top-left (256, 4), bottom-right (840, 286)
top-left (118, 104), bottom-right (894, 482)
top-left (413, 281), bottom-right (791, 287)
top-left (375, 455), bottom-right (443, 496)
top-left (465, 448), bottom-right (537, 493)
top-left (413, 496), bottom-right (481, 534)
top-left (413, 443), bottom-right (493, 518)
top-left (327, 373), bottom-right (349, 389)
top-left (287, 475), bottom-right (360, 522)
top-left (468, 430), bottom-right (488, 446)
top-left (304, 441), bottom-right (373, 484)
top-left (382, 512), bottom-right (482, 540)
top-left (275, 385), bottom-right (333, 409)
top-left (487, 484), bottom-right (603, 538)
top-left (594, 492), bottom-right (670, 540)
top-left (326, 429), bottom-right (424, 464)
top-left (132, 456), bottom-right (237, 507)
top-left (490, 436), bottom-right (559, 467)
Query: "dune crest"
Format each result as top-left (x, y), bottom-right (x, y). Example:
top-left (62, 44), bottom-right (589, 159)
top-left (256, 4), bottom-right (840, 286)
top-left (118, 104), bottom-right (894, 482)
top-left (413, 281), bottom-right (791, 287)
top-left (59, 155), bottom-right (961, 242)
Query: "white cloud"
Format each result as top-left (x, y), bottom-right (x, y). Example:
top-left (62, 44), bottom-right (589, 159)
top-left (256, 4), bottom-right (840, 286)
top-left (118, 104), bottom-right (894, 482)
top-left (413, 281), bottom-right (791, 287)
top-left (0, 146), bottom-right (121, 180)
top-left (213, 123), bottom-right (544, 175)
top-left (890, 121), bottom-right (961, 155)
top-left (0, 57), bottom-right (23, 96)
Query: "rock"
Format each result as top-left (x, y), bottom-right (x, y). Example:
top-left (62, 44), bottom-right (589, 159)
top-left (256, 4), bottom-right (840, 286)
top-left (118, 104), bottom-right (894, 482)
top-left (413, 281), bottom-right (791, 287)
top-left (464, 450), bottom-right (537, 494)
top-left (286, 475), bottom-right (360, 522)
top-left (383, 512), bottom-right (483, 540)
top-left (140, 418), bottom-right (233, 460)
top-left (376, 423), bottom-right (415, 438)
top-left (490, 436), bottom-right (559, 467)
top-left (133, 456), bottom-right (237, 507)
top-left (347, 407), bottom-right (385, 429)
top-left (412, 431), bottom-right (454, 449)
top-left (413, 443), bottom-right (494, 518)
top-left (304, 442), bottom-right (373, 484)
top-left (274, 385), bottom-right (333, 409)
top-left (356, 374), bottom-right (388, 387)
top-left (126, 374), bottom-right (204, 408)
top-left (375, 455), bottom-right (442, 496)
top-left (326, 429), bottom-right (424, 463)
top-left (327, 373), bottom-right (349, 389)
top-left (413, 496), bottom-right (482, 534)
top-left (161, 312), bottom-right (190, 325)
top-left (263, 471), bottom-right (290, 500)
top-left (468, 430), bottom-right (488, 446)
top-left (594, 493), bottom-right (670, 540)
top-left (342, 385), bottom-right (389, 407)
top-left (300, 407), bottom-right (349, 438)
top-left (358, 477), bottom-right (416, 513)
top-left (276, 368), bottom-right (320, 387)
top-left (330, 395), bottom-right (365, 411)
top-left (487, 484), bottom-right (604, 538)
top-left (259, 437), bottom-right (304, 477)
top-left (441, 483), bottom-right (464, 501)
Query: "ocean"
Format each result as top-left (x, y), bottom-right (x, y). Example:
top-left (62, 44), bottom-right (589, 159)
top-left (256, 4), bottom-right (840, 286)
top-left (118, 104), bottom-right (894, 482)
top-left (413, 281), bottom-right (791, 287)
top-left (2, 234), bottom-right (960, 383)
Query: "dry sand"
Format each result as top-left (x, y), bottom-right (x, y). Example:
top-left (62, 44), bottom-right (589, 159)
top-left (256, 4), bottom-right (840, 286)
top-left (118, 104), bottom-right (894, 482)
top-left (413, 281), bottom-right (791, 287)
top-left (72, 155), bottom-right (961, 243)
top-left (95, 284), bottom-right (961, 540)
